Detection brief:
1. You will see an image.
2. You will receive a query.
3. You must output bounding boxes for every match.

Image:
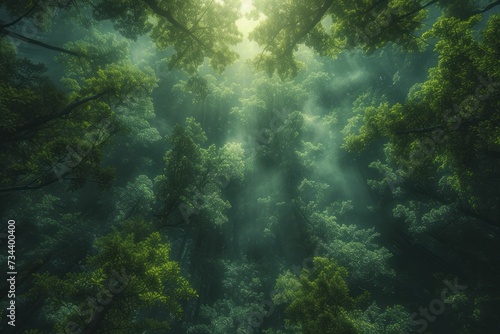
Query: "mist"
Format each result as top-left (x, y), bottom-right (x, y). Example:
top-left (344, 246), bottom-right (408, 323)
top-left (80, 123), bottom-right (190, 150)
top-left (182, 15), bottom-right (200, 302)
top-left (1, 1), bottom-right (499, 333)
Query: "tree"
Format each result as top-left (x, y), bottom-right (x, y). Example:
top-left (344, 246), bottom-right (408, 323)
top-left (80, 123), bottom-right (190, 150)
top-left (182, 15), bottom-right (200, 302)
top-left (343, 13), bottom-right (500, 217)
top-left (351, 303), bottom-right (410, 334)
top-left (273, 257), bottom-right (370, 334)
top-left (30, 222), bottom-right (197, 333)
top-left (307, 208), bottom-right (395, 286)
top-left (0, 30), bottom-right (158, 192)
top-left (0, 37), bottom-right (112, 192)
top-left (186, 259), bottom-right (267, 334)
top-left (154, 118), bottom-right (245, 321)
top-left (0, 1), bottom-right (88, 57)
top-left (112, 175), bottom-right (156, 222)
top-left (231, 73), bottom-right (307, 131)
top-left (91, 0), bottom-right (242, 74)
top-left (248, 0), bottom-right (500, 77)
top-left (154, 117), bottom-right (244, 227)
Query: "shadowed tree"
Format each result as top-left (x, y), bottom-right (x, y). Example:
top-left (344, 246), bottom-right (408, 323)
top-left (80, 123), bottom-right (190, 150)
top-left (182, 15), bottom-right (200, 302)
top-left (343, 13), bottom-right (500, 216)
top-left (0, 30), bottom-right (158, 192)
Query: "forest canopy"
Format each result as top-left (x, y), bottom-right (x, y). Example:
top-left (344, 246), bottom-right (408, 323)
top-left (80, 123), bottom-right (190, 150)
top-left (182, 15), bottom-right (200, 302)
top-left (0, 0), bottom-right (499, 333)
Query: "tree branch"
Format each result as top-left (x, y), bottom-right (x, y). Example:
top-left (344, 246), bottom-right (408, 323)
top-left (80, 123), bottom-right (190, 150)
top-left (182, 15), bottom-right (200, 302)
top-left (472, 0), bottom-right (500, 15)
top-left (1, 28), bottom-right (85, 57)
top-left (143, 0), bottom-right (212, 53)
top-left (0, 177), bottom-right (60, 193)
top-left (396, 0), bottom-right (439, 22)
top-left (4, 90), bottom-right (111, 144)
top-left (361, 0), bottom-right (390, 15)
top-left (0, 1), bottom-right (40, 29)
top-left (284, 0), bottom-right (334, 54)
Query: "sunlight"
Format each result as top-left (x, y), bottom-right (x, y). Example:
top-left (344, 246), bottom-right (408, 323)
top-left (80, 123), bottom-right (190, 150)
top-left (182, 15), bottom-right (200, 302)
top-left (5, 1), bottom-right (498, 332)
top-left (241, 0), bottom-right (253, 14)
top-left (237, 0), bottom-right (257, 36)
top-left (233, 0), bottom-right (262, 60)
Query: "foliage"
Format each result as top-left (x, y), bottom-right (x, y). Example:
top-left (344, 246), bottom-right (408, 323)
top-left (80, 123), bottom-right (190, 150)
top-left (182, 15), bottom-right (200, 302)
top-left (2, 1), bottom-right (500, 333)
top-left (0, 36), bottom-right (115, 192)
top-left (351, 303), bottom-right (411, 334)
top-left (343, 13), bottom-right (500, 211)
top-left (273, 257), bottom-right (370, 334)
top-left (31, 226), bottom-right (197, 332)
top-left (92, 0), bottom-right (242, 74)
top-left (113, 175), bottom-right (155, 222)
top-left (155, 117), bottom-right (245, 228)
top-left (187, 259), bottom-right (266, 334)
top-left (248, 0), bottom-right (430, 77)
top-left (308, 209), bottom-right (395, 285)
top-left (231, 74), bottom-right (307, 131)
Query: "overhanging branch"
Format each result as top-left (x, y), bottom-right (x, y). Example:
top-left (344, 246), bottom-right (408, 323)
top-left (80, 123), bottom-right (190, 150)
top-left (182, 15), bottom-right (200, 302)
top-left (143, 0), bottom-right (212, 54)
top-left (0, 1), bottom-right (40, 29)
top-left (1, 28), bottom-right (85, 57)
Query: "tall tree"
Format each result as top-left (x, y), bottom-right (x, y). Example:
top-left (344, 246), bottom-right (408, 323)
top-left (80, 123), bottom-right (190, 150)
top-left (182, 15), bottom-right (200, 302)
top-left (30, 221), bottom-right (197, 333)
top-left (91, 0), bottom-right (243, 74)
top-left (343, 13), bottom-right (500, 217)
top-left (0, 30), bottom-right (158, 192)
top-left (248, 0), bottom-right (500, 77)
top-left (272, 257), bottom-right (370, 334)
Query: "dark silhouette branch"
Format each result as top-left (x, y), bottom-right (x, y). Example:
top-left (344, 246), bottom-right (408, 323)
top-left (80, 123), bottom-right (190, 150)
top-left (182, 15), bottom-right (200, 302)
top-left (1, 28), bottom-right (85, 57)
top-left (362, 0), bottom-right (390, 15)
top-left (285, 0), bottom-right (334, 54)
top-left (473, 0), bottom-right (500, 14)
top-left (396, 0), bottom-right (439, 22)
top-left (1, 119), bottom-right (115, 193)
top-left (29, 90), bottom-right (111, 128)
top-left (0, 1), bottom-right (39, 29)
top-left (0, 177), bottom-right (60, 193)
top-left (4, 90), bottom-right (111, 144)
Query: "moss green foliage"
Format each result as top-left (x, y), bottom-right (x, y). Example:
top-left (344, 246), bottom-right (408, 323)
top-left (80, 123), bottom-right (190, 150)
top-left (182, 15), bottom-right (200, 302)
top-left (351, 303), bottom-right (411, 334)
top-left (249, 0), bottom-right (431, 78)
top-left (2, 1), bottom-right (499, 333)
top-left (309, 209), bottom-right (395, 284)
top-left (343, 13), bottom-right (500, 210)
top-left (155, 117), bottom-right (244, 227)
top-left (30, 222), bottom-right (197, 332)
top-left (92, 0), bottom-right (242, 74)
top-left (273, 257), bottom-right (370, 334)
top-left (272, 259), bottom-right (409, 334)
top-left (113, 175), bottom-right (156, 222)
top-left (187, 259), bottom-right (267, 334)
top-left (0, 37), bottom-right (113, 192)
